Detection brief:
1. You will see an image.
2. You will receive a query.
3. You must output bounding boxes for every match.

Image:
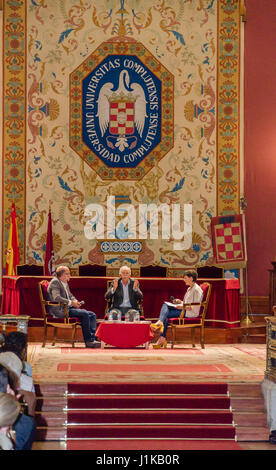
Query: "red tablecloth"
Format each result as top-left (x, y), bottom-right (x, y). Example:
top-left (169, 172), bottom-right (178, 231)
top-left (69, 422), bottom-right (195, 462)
top-left (96, 322), bottom-right (154, 348)
top-left (0, 276), bottom-right (240, 328)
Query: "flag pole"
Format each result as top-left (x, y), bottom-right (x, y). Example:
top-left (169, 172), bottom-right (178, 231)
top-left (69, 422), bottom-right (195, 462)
top-left (241, 262), bottom-right (253, 326)
top-left (44, 203), bottom-right (55, 276)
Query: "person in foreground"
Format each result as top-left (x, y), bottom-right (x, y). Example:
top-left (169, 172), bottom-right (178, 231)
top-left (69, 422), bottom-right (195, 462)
top-left (151, 269), bottom-right (203, 348)
top-left (0, 392), bottom-right (21, 450)
top-left (0, 355), bottom-right (36, 450)
top-left (47, 265), bottom-right (100, 348)
top-left (105, 265), bottom-right (143, 317)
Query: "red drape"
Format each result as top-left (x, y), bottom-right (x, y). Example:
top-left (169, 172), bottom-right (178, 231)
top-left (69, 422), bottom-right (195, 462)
top-left (1, 276), bottom-right (240, 328)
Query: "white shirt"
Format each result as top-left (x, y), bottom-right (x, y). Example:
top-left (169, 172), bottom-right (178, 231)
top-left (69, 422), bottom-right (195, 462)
top-left (120, 281), bottom-right (131, 308)
top-left (183, 283), bottom-right (203, 317)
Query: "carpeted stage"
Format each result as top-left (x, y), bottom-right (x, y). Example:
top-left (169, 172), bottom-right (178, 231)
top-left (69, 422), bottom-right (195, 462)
top-left (29, 343), bottom-right (266, 384)
top-left (29, 343), bottom-right (267, 452)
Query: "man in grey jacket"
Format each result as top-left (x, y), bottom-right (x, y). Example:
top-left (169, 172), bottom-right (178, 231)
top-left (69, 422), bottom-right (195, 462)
top-left (47, 265), bottom-right (100, 348)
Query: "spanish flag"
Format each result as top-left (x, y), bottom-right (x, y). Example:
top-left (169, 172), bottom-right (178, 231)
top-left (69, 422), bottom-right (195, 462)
top-left (5, 203), bottom-right (20, 275)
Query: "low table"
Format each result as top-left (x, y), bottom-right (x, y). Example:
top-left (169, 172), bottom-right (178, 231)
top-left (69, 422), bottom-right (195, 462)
top-left (0, 315), bottom-right (30, 334)
top-left (96, 321), bottom-right (154, 349)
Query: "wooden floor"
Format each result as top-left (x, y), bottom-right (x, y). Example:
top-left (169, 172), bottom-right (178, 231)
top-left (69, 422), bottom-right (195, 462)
top-left (32, 441), bottom-right (276, 451)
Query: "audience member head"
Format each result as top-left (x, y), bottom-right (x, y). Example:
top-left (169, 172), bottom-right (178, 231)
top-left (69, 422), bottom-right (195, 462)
top-left (0, 364), bottom-right (17, 394)
top-left (0, 392), bottom-right (21, 428)
top-left (2, 331), bottom-right (27, 361)
top-left (0, 334), bottom-right (5, 348)
top-left (0, 365), bottom-right (9, 393)
top-left (0, 352), bottom-right (23, 389)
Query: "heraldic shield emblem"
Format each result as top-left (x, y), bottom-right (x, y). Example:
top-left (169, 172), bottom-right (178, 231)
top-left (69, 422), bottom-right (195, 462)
top-left (70, 40), bottom-right (174, 180)
top-left (98, 68), bottom-right (148, 153)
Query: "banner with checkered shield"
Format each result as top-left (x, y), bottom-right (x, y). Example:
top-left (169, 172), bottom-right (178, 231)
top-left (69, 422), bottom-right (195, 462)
top-left (211, 214), bottom-right (247, 268)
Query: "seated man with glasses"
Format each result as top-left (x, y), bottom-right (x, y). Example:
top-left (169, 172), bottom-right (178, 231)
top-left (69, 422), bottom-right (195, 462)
top-left (47, 265), bottom-right (100, 348)
top-left (105, 266), bottom-right (143, 318)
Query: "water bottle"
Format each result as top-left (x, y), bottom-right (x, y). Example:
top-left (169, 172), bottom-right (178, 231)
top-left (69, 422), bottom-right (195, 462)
top-left (135, 311), bottom-right (140, 322)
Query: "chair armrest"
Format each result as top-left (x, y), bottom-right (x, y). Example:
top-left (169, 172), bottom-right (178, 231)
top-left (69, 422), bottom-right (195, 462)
top-left (44, 300), bottom-right (63, 306)
top-left (43, 300), bottom-right (69, 318)
top-left (178, 301), bottom-right (205, 320)
top-left (182, 302), bottom-right (203, 306)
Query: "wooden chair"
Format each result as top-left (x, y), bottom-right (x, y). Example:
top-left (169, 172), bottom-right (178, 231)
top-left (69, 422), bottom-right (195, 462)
top-left (38, 280), bottom-right (81, 348)
top-left (140, 265), bottom-right (167, 277)
top-left (16, 264), bottom-right (44, 276)
top-left (168, 282), bottom-right (212, 349)
top-left (78, 264), bottom-right (106, 276)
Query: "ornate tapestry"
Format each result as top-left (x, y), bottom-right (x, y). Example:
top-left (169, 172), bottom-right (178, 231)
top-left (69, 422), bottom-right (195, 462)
top-left (2, 0), bottom-right (242, 273)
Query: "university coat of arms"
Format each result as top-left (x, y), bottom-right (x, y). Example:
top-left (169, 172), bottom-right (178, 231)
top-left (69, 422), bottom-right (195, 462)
top-left (70, 40), bottom-right (174, 180)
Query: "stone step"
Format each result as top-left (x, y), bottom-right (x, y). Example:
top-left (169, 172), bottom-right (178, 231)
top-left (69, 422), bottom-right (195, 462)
top-left (35, 427), bottom-right (66, 441)
top-left (35, 383), bottom-right (67, 396)
top-left (228, 383), bottom-right (262, 397)
top-left (236, 426), bottom-right (270, 441)
top-left (233, 411), bottom-right (267, 427)
top-left (230, 397), bottom-right (265, 412)
top-left (241, 324), bottom-right (267, 343)
top-left (35, 412), bottom-right (66, 427)
top-left (242, 325), bottom-right (266, 332)
top-left (229, 383), bottom-right (270, 442)
top-left (244, 335), bottom-right (266, 344)
top-left (35, 397), bottom-right (67, 412)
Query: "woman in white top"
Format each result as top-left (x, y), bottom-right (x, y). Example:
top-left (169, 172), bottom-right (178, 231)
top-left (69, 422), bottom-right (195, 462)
top-left (151, 270), bottom-right (203, 348)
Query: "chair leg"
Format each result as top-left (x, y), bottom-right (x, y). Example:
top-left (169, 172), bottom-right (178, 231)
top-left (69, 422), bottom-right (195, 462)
top-left (52, 327), bottom-right (57, 346)
top-left (42, 324), bottom-right (47, 347)
top-left (171, 327), bottom-right (175, 348)
top-left (200, 326), bottom-right (205, 349)
top-left (72, 326), bottom-right (77, 348)
top-left (191, 328), bottom-right (196, 348)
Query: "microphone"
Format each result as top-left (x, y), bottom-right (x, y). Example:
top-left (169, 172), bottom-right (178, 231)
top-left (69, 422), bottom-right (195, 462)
top-left (79, 300), bottom-right (85, 305)
top-left (170, 296), bottom-right (175, 302)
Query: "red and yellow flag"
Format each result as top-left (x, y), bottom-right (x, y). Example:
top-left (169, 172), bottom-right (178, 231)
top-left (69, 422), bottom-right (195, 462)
top-left (5, 203), bottom-right (20, 275)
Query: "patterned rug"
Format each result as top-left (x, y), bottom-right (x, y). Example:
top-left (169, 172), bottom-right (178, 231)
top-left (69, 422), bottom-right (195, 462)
top-left (28, 343), bottom-right (266, 384)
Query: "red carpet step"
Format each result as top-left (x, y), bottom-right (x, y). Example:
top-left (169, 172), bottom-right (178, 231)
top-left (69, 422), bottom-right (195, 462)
top-left (66, 395), bottom-right (231, 410)
top-left (67, 424), bottom-right (235, 440)
top-left (67, 382), bottom-right (228, 395)
top-left (34, 382), bottom-right (269, 448)
top-left (35, 382), bottom-right (236, 446)
top-left (67, 409), bottom-right (233, 425)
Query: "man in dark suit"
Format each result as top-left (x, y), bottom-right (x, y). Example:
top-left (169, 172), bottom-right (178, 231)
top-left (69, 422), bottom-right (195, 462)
top-left (47, 265), bottom-right (100, 348)
top-left (105, 265), bottom-right (143, 316)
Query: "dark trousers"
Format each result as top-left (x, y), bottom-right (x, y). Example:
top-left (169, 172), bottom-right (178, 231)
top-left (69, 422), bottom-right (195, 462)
top-left (69, 308), bottom-right (97, 343)
top-left (13, 413), bottom-right (36, 450)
